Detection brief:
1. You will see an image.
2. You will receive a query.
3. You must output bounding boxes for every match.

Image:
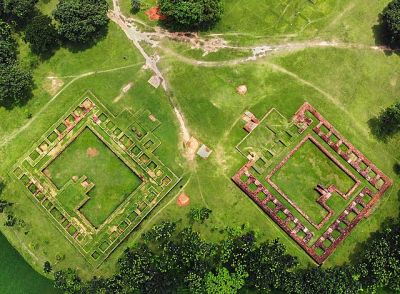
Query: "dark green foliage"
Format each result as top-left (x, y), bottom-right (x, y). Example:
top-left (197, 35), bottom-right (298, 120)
top-left (54, 269), bottom-right (83, 293)
top-left (0, 200), bottom-right (13, 213)
top-left (142, 221), bottom-right (176, 243)
top-left (369, 102), bottom-right (400, 140)
top-left (281, 266), bottom-right (362, 294)
top-left (205, 267), bottom-right (247, 294)
top-left (0, 20), bottom-right (17, 65)
top-left (159, 0), bottom-right (223, 30)
top-left (131, 0), bottom-right (140, 13)
top-left (394, 163), bottom-right (400, 175)
top-left (0, 63), bottom-right (33, 109)
top-left (356, 218), bottom-right (400, 292)
top-left (381, 0), bottom-right (400, 48)
top-left (188, 207), bottom-right (212, 223)
top-left (54, 214), bottom-right (400, 293)
top-left (43, 261), bottom-right (52, 273)
top-left (24, 14), bottom-right (59, 55)
top-left (4, 213), bottom-right (16, 226)
top-left (53, 0), bottom-right (109, 44)
top-left (0, 181), bottom-right (12, 213)
top-left (0, 0), bottom-right (38, 22)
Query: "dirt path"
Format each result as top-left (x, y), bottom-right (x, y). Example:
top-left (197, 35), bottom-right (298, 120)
top-left (109, 0), bottom-right (193, 146)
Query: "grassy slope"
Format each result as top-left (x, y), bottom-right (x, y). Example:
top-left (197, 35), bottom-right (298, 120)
top-left (0, 0), bottom-right (398, 283)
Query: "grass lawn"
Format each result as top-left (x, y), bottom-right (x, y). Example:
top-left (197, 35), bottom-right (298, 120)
top-left (47, 128), bottom-right (142, 227)
top-left (271, 138), bottom-right (356, 224)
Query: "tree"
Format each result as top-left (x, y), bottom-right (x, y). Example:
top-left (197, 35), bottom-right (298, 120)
top-left (381, 0), bottom-right (400, 48)
top-left (159, 0), bottom-right (223, 30)
top-left (205, 267), bottom-right (247, 294)
top-left (43, 261), bottom-right (52, 273)
top-left (370, 102), bottom-right (400, 139)
top-left (188, 207), bottom-right (212, 223)
top-left (356, 218), bottom-right (400, 292)
top-left (53, 0), bottom-right (109, 44)
top-left (0, 0), bottom-right (38, 22)
top-left (0, 20), bottom-right (17, 65)
top-left (131, 0), bottom-right (140, 13)
top-left (0, 63), bottom-right (33, 108)
top-left (54, 269), bottom-right (84, 293)
top-left (24, 14), bottom-right (59, 55)
top-left (142, 221), bottom-right (176, 244)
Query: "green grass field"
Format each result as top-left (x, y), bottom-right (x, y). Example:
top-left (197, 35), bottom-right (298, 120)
top-left (47, 127), bottom-right (142, 227)
top-left (272, 139), bottom-right (356, 224)
top-left (0, 0), bottom-right (398, 287)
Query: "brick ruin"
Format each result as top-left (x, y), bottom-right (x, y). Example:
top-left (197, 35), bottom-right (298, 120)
top-left (232, 102), bottom-right (393, 264)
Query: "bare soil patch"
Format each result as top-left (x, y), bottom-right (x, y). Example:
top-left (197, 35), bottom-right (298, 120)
top-left (184, 136), bottom-right (200, 161)
top-left (44, 75), bottom-right (64, 96)
top-left (177, 193), bottom-right (190, 207)
top-left (145, 7), bottom-right (166, 21)
top-left (86, 147), bottom-right (99, 157)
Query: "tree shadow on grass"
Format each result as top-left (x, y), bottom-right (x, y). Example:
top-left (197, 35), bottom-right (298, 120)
top-left (367, 115), bottom-right (400, 143)
top-left (372, 12), bottom-right (400, 56)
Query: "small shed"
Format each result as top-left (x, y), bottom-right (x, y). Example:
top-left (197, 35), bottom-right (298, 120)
top-left (197, 144), bottom-right (212, 159)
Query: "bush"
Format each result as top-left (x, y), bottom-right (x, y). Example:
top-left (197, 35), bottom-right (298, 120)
top-left (188, 207), bottom-right (212, 223)
top-left (394, 163), bottom-right (400, 175)
top-left (159, 0), bottom-right (223, 30)
top-left (131, 0), bottom-right (140, 13)
top-left (381, 0), bottom-right (400, 48)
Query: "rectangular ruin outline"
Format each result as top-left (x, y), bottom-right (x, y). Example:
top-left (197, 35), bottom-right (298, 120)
top-left (232, 102), bottom-right (393, 264)
top-left (11, 91), bottom-right (181, 268)
top-left (266, 134), bottom-right (361, 229)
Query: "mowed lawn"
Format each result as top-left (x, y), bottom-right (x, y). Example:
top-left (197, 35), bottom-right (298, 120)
top-left (272, 139), bottom-right (356, 224)
top-left (47, 128), bottom-right (142, 227)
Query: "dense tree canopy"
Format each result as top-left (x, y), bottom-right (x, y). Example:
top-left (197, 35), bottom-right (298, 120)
top-left (0, 63), bottom-right (33, 108)
top-left (381, 0), bottom-right (400, 48)
top-left (25, 14), bottom-right (59, 55)
top-left (159, 0), bottom-right (223, 30)
top-left (0, 0), bottom-right (37, 22)
top-left (53, 0), bottom-right (109, 43)
top-left (54, 204), bottom-right (400, 294)
top-left (0, 20), bottom-right (17, 64)
top-left (356, 218), bottom-right (400, 292)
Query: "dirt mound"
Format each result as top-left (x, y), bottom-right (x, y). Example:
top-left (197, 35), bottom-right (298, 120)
top-left (177, 193), bottom-right (190, 207)
top-left (236, 85), bottom-right (248, 96)
top-left (86, 147), bottom-right (99, 157)
top-left (145, 7), bottom-right (166, 21)
top-left (185, 136), bottom-right (200, 161)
